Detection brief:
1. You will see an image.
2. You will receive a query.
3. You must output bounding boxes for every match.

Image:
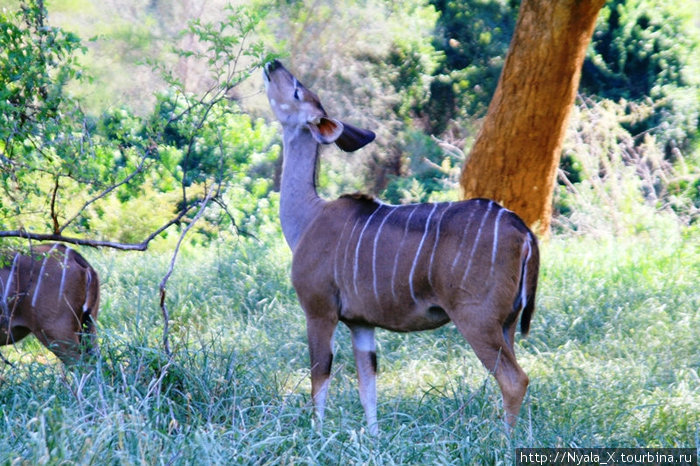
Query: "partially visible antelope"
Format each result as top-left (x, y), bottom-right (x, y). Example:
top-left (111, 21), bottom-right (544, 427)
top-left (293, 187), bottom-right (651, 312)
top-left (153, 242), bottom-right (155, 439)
top-left (0, 243), bottom-right (100, 364)
top-left (263, 60), bottom-right (539, 434)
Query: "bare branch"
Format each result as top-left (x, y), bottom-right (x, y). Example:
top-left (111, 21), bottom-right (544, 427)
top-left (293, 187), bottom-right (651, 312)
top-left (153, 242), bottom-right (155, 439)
top-left (159, 185), bottom-right (216, 356)
top-left (0, 203), bottom-right (196, 250)
top-left (210, 197), bottom-right (257, 241)
top-left (50, 176), bottom-right (60, 234)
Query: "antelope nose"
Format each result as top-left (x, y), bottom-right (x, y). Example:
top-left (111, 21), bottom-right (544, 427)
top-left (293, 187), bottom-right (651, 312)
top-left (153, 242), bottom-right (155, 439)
top-left (265, 60), bottom-right (282, 74)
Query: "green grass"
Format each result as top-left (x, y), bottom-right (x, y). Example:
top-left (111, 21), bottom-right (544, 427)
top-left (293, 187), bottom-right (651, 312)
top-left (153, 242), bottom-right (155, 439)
top-left (0, 229), bottom-right (698, 464)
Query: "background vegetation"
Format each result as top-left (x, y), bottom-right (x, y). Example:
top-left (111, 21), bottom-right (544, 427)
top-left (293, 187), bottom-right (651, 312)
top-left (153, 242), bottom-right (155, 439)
top-left (1, 0), bottom-right (698, 463)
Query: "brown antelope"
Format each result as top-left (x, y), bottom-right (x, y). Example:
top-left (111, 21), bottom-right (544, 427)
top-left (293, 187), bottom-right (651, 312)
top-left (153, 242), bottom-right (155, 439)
top-left (0, 243), bottom-right (100, 364)
top-left (263, 60), bottom-right (539, 434)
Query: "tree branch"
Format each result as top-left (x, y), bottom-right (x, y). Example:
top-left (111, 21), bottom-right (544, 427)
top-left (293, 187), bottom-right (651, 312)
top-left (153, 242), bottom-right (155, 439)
top-left (50, 176), bottom-right (60, 234)
top-left (159, 185), bottom-right (216, 356)
top-left (0, 203), bottom-right (196, 250)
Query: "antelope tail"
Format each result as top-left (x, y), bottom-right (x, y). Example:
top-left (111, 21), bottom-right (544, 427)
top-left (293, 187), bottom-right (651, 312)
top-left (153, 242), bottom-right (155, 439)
top-left (80, 267), bottom-right (101, 353)
top-left (516, 233), bottom-right (539, 336)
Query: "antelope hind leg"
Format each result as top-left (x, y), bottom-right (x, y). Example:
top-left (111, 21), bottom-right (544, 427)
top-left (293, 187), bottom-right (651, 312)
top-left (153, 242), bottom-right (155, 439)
top-left (349, 324), bottom-right (378, 435)
top-left (33, 308), bottom-right (83, 365)
top-left (36, 330), bottom-right (82, 365)
top-left (450, 312), bottom-right (529, 428)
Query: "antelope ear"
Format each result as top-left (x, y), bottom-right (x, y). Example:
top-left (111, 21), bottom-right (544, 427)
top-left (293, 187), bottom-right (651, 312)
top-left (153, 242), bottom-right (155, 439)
top-left (335, 121), bottom-right (376, 152)
top-left (308, 117), bottom-right (344, 145)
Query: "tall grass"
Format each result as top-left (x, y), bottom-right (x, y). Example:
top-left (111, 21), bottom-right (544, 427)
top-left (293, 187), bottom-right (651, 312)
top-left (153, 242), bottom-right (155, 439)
top-left (0, 228), bottom-right (698, 464)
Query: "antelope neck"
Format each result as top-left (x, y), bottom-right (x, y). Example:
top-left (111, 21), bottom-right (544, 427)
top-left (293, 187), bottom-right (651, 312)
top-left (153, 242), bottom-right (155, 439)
top-left (280, 125), bottom-right (326, 251)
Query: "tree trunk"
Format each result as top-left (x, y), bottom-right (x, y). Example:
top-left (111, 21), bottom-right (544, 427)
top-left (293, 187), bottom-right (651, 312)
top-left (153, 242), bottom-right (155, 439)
top-left (460, 0), bottom-right (605, 236)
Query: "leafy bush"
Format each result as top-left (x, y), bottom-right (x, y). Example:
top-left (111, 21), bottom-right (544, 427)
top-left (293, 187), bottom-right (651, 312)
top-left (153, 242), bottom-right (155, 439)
top-left (381, 129), bottom-right (462, 204)
top-left (555, 98), bottom-right (699, 234)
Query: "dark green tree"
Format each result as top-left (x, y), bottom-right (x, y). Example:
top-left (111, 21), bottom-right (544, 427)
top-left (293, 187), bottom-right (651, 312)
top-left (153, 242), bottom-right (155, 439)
top-left (425, 0), bottom-right (518, 134)
top-left (580, 0), bottom-right (700, 154)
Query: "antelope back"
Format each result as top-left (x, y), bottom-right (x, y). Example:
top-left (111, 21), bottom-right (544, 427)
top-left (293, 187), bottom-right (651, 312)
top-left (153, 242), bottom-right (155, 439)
top-left (1, 243), bottom-right (100, 362)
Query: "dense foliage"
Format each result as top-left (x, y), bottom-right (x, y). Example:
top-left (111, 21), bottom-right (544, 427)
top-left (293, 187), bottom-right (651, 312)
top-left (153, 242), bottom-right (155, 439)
top-left (581, 0), bottom-right (700, 158)
top-left (0, 0), bottom-right (277, 247)
top-left (2, 0), bottom-right (698, 239)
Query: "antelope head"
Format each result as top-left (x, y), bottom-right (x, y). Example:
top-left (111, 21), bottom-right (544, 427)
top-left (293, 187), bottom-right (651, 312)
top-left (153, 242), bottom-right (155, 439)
top-left (263, 59), bottom-right (375, 151)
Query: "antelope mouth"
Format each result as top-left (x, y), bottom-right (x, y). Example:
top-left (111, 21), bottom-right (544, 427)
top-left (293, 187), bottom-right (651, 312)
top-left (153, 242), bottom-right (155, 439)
top-left (264, 60), bottom-right (283, 80)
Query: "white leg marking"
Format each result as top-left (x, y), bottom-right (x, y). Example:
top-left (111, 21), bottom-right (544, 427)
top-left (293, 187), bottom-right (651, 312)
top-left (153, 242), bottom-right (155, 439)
top-left (409, 203), bottom-right (438, 302)
top-left (428, 202), bottom-right (453, 287)
top-left (2, 253), bottom-right (20, 305)
top-left (314, 378), bottom-right (331, 425)
top-left (334, 216), bottom-right (354, 286)
top-left (450, 201), bottom-right (481, 272)
top-left (372, 206), bottom-right (397, 306)
top-left (461, 201), bottom-right (494, 284)
top-left (58, 246), bottom-right (72, 302)
top-left (350, 326), bottom-right (378, 435)
top-left (330, 327), bottom-right (337, 354)
top-left (353, 206), bottom-right (384, 295)
top-left (352, 325), bottom-right (376, 352)
top-left (391, 205), bottom-right (419, 302)
top-left (490, 208), bottom-right (506, 276)
top-left (32, 244), bottom-right (57, 307)
top-left (313, 325), bottom-right (336, 427)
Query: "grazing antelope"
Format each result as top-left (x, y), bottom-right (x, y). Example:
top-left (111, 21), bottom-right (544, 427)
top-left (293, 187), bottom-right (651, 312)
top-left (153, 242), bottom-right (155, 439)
top-left (0, 243), bottom-right (100, 364)
top-left (263, 60), bottom-right (539, 434)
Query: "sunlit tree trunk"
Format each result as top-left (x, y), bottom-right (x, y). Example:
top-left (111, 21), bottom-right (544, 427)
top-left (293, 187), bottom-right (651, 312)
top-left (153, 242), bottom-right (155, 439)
top-left (460, 0), bottom-right (605, 236)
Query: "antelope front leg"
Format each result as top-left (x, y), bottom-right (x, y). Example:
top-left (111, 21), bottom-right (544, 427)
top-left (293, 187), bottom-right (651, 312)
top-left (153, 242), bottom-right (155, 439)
top-left (349, 324), bottom-right (378, 435)
top-left (306, 315), bottom-right (338, 430)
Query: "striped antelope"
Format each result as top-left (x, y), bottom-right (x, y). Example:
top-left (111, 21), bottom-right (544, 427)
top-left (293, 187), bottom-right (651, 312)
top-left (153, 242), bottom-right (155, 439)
top-left (0, 243), bottom-right (100, 364)
top-left (263, 60), bottom-right (539, 434)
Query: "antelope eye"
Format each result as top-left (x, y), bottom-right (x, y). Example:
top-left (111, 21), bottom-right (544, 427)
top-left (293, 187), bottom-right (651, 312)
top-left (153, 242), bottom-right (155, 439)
top-left (293, 88), bottom-right (300, 100)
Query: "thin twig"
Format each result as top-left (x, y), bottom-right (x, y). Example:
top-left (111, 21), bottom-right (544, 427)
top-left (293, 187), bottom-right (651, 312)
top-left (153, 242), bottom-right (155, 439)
top-left (159, 185), bottom-right (216, 355)
top-left (50, 176), bottom-right (60, 234)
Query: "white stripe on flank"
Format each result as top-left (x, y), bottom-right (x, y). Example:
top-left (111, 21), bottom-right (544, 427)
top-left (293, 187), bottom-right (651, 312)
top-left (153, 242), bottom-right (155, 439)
top-left (58, 246), bottom-right (72, 302)
top-left (334, 216), bottom-right (354, 286)
top-left (353, 206), bottom-right (384, 296)
top-left (343, 217), bottom-right (363, 290)
top-left (490, 208), bottom-right (506, 276)
top-left (372, 206), bottom-right (397, 306)
top-left (428, 202), bottom-right (453, 287)
top-left (409, 203), bottom-right (439, 302)
top-left (391, 205), bottom-right (419, 302)
top-left (461, 201), bottom-right (494, 284)
top-left (450, 201), bottom-right (480, 272)
top-left (32, 244), bottom-right (57, 307)
top-left (2, 253), bottom-right (20, 306)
